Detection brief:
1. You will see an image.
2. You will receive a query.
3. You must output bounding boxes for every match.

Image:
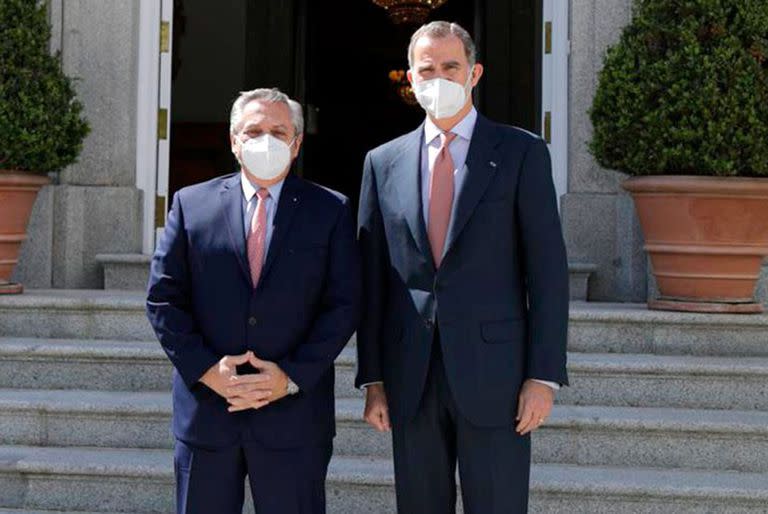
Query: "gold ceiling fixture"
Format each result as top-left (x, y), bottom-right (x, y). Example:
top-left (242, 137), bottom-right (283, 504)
top-left (389, 70), bottom-right (418, 106)
top-left (372, 0), bottom-right (449, 25)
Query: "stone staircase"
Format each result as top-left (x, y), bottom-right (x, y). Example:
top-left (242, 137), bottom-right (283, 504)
top-left (94, 254), bottom-right (601, 302)
top-left (1, 291), bottom-right (767, 513)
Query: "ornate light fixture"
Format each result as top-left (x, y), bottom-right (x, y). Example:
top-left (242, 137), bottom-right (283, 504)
top-left (389, 70), bottom-right (418, 106)
top-left (372, 0), bottom-right (449, 25)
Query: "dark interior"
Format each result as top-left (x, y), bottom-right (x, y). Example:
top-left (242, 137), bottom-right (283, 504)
top-left (169, 0), bottom-right (541, 210)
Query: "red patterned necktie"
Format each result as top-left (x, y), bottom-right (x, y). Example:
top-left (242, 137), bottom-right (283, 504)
top-left (247, 188), bottom-right (270, 287)
top-left (427, 132), bottom-right (457, 267)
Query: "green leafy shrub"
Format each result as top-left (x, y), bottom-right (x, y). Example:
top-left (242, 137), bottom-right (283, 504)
top-left (589, 0), bottom-right (768, 177)
top-left (0, 0), bottom-right (89, 173)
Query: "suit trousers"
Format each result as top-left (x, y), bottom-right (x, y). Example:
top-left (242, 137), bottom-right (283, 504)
top-left (391, 332), bottom-right (531, 514)
top-left (174, 438), bottom-right (332, 514)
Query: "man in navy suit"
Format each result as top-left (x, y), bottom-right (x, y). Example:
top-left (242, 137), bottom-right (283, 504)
top-left (147, 88), bottom-right (361, 514)
top-left (357, 22), bottom-right (569, 513)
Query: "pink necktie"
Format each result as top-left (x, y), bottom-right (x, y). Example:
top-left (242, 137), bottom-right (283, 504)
top-left (427, 132), bottom-right (457, 267)
top-left (247, 188), bottom-right (270, 287)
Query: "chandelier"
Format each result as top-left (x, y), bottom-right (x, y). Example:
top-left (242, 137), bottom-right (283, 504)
top-left (389, 70), bottom-right (418, 106)
top-left (372, 0), bottom-right (449, 25)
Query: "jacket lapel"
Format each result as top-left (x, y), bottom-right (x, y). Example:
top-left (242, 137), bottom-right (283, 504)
top-left (221, 173), bottom-right (252, 285)
top-left (259, 172), bottom-right (301, 283)
top-left (444, 114), bottom-right (503, 257)
top-left (389, 125), bottom-right (433, 268)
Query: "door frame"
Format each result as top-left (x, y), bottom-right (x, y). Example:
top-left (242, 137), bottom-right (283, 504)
top-left (136, 0), bottom-right (571, 249)
top-left (541, 0), bottom-right (570, 208)
top-left (136, 0), bottom-right (173, 254)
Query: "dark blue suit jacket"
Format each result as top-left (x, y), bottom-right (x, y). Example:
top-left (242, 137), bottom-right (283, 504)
top-left (147, 172), bottom-right (361, 449)
top-left (356, 114), bottom-right (569, 427)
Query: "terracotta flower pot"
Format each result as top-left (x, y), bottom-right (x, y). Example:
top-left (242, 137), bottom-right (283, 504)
top-left (623, 176), bottom-right (768, 313)
top-left (0, 171), bottom-right (50, 294)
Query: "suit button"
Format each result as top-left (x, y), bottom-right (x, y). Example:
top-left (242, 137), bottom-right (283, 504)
top-left (424, 319), bottom-right (434, 329)
top-left (248, 317), bottom-right (257, 326)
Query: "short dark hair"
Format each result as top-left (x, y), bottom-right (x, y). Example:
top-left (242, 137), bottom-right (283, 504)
top-left (408, 21), bottom-right (477, 68)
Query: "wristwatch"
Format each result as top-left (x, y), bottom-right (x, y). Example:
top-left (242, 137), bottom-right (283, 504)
top-left (286, 378), bottom-right (300, 395)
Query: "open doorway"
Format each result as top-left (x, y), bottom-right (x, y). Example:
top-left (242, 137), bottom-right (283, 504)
top-left (301, 0), bottom-right (475, 209)
top-left (166, 0), bottom-right (543, 210)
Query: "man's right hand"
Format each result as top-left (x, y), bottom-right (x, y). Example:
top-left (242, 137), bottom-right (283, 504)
top-left (199, 352), bottom-right (268, 410)
top-left (363, 383), bottom-right (391, 432)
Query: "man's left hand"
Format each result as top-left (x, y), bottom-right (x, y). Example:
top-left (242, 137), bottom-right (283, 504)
top-left (225, 353), bottom-right (291, 412)
top-left (515, 379), bottom-right (555, 435)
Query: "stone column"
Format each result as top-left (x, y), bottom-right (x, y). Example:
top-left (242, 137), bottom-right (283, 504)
top-left (14, 0), bottom-right (145, 289)
top-left (561, 0), bottom-right (648, 302)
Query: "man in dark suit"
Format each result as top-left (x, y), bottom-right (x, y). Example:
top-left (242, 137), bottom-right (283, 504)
top-left (356, 22), bottom-right (569, 513)
top-left (147, 88), bottom-right (361, 514)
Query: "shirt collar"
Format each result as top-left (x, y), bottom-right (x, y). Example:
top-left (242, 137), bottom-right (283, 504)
top-left (240, 171), bottom-right (285, 204)
top-left (423, 106), bottom-right (478, 146)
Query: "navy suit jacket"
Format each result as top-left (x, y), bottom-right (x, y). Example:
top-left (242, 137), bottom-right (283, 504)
top-left (147, 172), bottom-right (361, 449)
top-left (356, 114), bottom-right (569, 427)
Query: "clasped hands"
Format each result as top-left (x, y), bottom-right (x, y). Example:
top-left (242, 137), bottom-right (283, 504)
top-left (200, 351), bottom-right (290, 412)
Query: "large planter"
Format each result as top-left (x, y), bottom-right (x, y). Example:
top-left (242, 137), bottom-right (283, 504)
top-left (0, 171), bottom-right (50, 294)
top-left (624, 176), bottom-right (768, 313)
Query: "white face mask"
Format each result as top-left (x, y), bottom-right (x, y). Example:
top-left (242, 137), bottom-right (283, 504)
top-left (239, 134), bottom-right (294, 181)
top-left (412, 68), bottom-right (474, 119)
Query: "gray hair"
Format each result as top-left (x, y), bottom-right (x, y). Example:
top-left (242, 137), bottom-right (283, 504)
top-left (229, 88), bottom-right (304, 136)
top-left (408, 21), bottom-right (477, 69)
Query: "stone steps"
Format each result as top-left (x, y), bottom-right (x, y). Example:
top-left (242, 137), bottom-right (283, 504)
top-left (92, 258), bottom-right (597, 299)
top-left (0, 389), bottom-right (172, 450)
top-left (0, 338), bottom-right (170, 391)
top-left (0, 510), bottom-right (116, 514)
top-left (1, 445), bottom-right (767, 514)
top-left (336, 401), bottom-right (768, 473)
top-left (568, 262), bottom-right (598, 301)
top-left (0, 509), bottom-right (117, 514)
top-left (561, 352), bottom-right (768, 410)
top-left (3, 336), bottom-right (768, 410)
top-left (568, 302), bottom-right (768, 357)
top-left (2, 291), bottom-right (768, 513)
top-left (2, 390), bottom-right (767, 473)
top-left (0, 291), bottom-right (153, 342)
top-left (4, 291), bottom-right (768, 356)
top-left (0, 337), bottom-right (356, 395)
top-left (94, 254), bottom-right (151, 291)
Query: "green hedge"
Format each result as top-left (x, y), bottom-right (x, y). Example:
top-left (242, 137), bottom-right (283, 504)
top-left (589, 0), bottom-right (768, 177)
top-left (0, 0), bottom-right (89, 174)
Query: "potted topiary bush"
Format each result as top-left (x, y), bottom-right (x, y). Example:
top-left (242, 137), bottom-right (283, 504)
top-left (0, 0), bottom-right (89, 294)
top-left (590, 0), bottom-right (768, 313)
